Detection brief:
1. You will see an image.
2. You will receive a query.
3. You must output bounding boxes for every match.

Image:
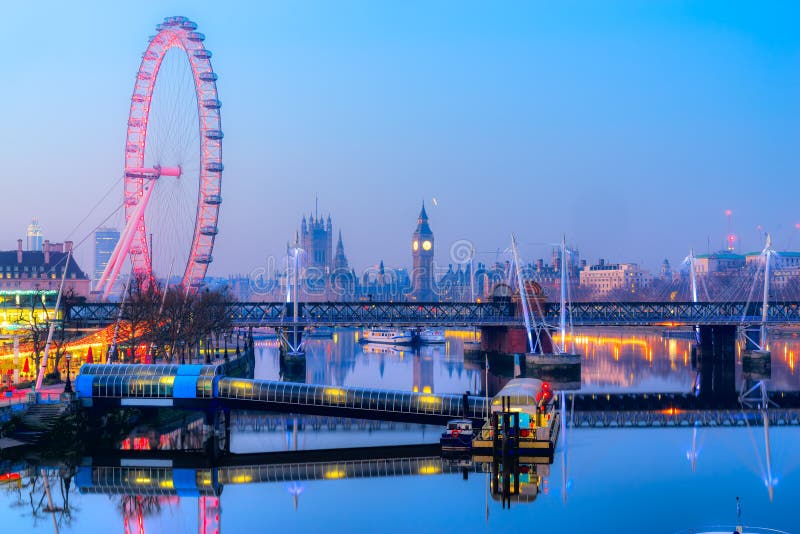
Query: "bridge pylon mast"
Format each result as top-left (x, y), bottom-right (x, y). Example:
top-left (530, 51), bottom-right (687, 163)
top-left (510, 234), bottom-right (535, 353)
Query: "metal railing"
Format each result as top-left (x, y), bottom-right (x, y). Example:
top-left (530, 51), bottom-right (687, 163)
top-left (66, 300), bottom-right (800, 327)
top-left (218, 378), bottom-right (487, 420)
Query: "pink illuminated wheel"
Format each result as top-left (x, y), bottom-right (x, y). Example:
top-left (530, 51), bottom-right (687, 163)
top-left (98, 16), bottom-right (222, 296)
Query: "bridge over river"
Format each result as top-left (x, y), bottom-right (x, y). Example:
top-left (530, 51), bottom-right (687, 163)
top-left (66, 300), bottom-right (800, 328)
top-left (75, 363), bottom-right (800, 429)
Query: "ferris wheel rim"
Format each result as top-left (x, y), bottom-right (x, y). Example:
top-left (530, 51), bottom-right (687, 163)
top-left (122, 16), bottom-right (222, 291)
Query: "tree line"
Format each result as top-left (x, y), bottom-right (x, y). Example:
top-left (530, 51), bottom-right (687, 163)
top-left (113, 274), bottom-right (236, 364)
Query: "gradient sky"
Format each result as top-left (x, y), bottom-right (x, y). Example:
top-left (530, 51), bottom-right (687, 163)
top-left (1, 1), bottom-right (798, 278)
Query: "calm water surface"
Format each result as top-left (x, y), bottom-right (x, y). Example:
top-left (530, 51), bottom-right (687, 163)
top-left (1, 328), bottom-right (798, 533)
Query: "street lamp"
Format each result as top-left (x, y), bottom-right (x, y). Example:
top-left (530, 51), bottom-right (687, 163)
top-left (64, 352), bottom-right (73, 394)
top-left (224, 331), bottom-right (231, 361)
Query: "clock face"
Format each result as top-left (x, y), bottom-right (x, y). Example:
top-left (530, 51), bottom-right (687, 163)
top-left (422, 240), bottom-right (432, 251)
top-left (412, 240), bottom-right (419, 251)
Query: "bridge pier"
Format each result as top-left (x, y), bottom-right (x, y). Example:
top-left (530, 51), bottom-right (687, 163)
top-left (741, 326), bottom-right (771, 381)
top-left (204, 404), bottom-right (231, 460)
top-left (694, 325), bottom-right (737, 403)
top-left (280, 351), bottom-right (307, 383)
top-left (479, 326), bottom-right (529, 355)
top-left (278, 325), bottom-right (306, 356)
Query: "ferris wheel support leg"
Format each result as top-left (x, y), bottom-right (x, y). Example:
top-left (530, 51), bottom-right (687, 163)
top-left (97, 204), bottom-right (140, 293)
top-left (97, 183), bottom-right (154, 293)
top-left (102, 185), bottom-right (156, 299)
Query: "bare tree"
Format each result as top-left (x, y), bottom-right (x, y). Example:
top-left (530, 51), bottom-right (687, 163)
top-left (16, 293), bottom-right (50, 381)
top-left (120, 274), bottom-right (162, 363)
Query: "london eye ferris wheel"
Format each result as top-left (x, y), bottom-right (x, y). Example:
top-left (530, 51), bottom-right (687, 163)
top-left (96, 16), bottom-right (222, 299)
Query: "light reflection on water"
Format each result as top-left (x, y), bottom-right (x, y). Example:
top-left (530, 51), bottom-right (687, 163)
top-left (1, 327), bottom-right (799, 533)
top-left (254, 327), bottom-right (799, 394)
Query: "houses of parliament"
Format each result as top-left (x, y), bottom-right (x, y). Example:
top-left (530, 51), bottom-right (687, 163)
top-left (243, 202), bottom-right (497, 302)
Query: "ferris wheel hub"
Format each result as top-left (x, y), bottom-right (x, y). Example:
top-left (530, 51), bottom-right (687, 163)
top-left (125, 165), bottom-right (182, 179)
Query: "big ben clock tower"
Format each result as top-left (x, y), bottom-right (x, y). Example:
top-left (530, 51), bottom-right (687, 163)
top-left (411, 203), bottom-right (434, 301)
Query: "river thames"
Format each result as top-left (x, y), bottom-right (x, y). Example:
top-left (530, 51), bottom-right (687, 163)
top-left (1, 328), bottom-right (798, 533)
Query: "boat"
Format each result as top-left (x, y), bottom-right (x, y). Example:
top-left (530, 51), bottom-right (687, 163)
top-left (360, 328), bottom-right (413, 345)
top-left (439, 419), bottom-right (474, 451)
top-left (676, 528), bottom-right (789, 534)
top-left (472, 378), bottom-right (559, 463)
top-left (676, 494), bottom-right (790, 533)
top-left (418, 328), bottom-right (445, 344)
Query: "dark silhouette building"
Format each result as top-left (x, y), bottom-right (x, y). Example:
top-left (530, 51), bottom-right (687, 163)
top-left (411, 203), bottom-right (434, 301)
top-left (301, 213), bottom-right (333, 274)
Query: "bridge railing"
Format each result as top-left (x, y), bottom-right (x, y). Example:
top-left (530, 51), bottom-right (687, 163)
top-left (66, 301), bottom-right (519, 326)
top-left (218, 457), bottom-right (452, 484)
top-left (218, 378), bottom-right (487, 420)
top-left (65, 300), bottom-right (800, 326)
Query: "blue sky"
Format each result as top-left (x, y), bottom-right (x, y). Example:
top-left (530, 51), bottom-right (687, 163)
top-left (1, 1), bottom-right (798, 277)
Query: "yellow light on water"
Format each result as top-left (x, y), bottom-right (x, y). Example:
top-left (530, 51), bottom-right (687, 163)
top-left (159, 479), bottom-right (174, 489)
top-left (418, 464), bottom-right (441, 475)
top-left (324, 468), bottom-right (346, 480)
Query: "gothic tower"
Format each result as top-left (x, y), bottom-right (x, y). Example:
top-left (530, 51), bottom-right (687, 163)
top-left (411, 203), bottom-right (434, 301)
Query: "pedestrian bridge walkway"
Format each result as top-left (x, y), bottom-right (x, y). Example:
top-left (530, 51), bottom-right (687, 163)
top-left (76, 363), bottom-right (489, 426)
top-left (75, 446), bottom-right (456, 497)
top-left (76, 363), bottom-right (800, 427)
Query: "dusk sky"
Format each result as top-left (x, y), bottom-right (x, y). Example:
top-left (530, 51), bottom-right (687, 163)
top-left (1, 1), bottom-right (798, 278)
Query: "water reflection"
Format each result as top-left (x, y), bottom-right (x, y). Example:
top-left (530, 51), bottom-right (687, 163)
top-left (255, 328), bottom-right (799, 397)
top-left (2, 412), bottom-right (798, 532)
top-left (3, 327), bottom-right (800, 532)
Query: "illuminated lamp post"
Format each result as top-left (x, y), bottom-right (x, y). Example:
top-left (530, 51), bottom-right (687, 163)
top-left (64, 352), bottom-right (73, 394)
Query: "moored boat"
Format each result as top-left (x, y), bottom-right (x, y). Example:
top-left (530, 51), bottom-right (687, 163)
top-left (472, 378), bottom-right (559, 462)
top-left (419, 328), bottom-right (445, 344)
top-left (360, 328), bottom-right (414, 345)
top-left (440, 419), bottom-right (474, 451)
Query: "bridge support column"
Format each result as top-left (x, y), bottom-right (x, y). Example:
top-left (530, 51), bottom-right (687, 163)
top-left (694, 325), bottom-right (737, 403)
top-left (205, 405), bottom-right (230, 460)
top-left (742, 327), bottom-right (771, 381)
top-left (479, 326), bottom-right (529, 355)
top-left (279, 326), bottom-right (306, 356)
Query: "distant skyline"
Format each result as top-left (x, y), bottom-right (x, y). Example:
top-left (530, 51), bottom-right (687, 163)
top-left (1, 1), bottom-right (798, 278)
